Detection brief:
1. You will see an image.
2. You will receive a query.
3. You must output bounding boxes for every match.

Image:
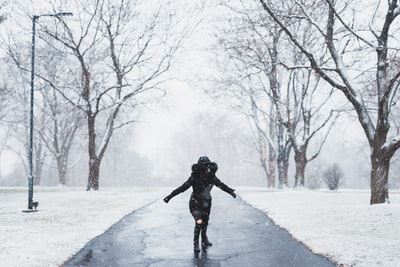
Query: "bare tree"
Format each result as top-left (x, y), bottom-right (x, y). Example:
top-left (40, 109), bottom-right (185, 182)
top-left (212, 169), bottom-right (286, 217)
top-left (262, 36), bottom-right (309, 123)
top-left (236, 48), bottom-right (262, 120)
top-left (1, 0), bottom-right (199, 188)
top-left (2, 20), bottom-right (84, 186)
top-left (0, 31), bottom-right (30, 179)
top-left (0, 82), bottom-right (12, 178)
top-left (37, 88), bottom-right (84, 185)
top-left (0, 2), bottom-right (10, 179)
top-left (248, 104), bottom-right (277, 187)
top-left (35, 43), bottom-right (85, 185)
top-left (257, 1), bottom-right (340, 188)
top-left (287, 70), bottom-right (340, 187)
top-left (42, 0), bottom-right (192, 190)
top-left (259, 0), bottom-right (400, 204)
top-left (213, 1), bottom-right (340, 188)
top-left (212, 4), bottom-right (291, 187)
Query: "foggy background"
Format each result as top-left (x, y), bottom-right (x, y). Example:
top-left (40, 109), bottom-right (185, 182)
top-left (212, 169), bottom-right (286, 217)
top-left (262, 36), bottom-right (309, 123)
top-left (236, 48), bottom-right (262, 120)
top-left (0, 0), bottom-right (399, 190)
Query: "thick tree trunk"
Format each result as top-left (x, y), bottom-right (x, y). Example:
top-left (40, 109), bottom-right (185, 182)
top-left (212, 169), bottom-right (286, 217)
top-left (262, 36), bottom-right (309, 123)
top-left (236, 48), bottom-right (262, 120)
top-left (370, 152), bottom-right (389, 204)
top-left (87, 158), bottom-right (100, 190)
top-left (57, 156), bottom-right (67, 185)
top-left (267, 146), bottom-right (276, 188)
top-left (86, 114), bottom-right (100, 191)
top-left (277, 153), bottom-right (289, 188)
top-left (276, 121), bottom-right (290, 188)
top-left (294, 149), bottom-right (307, 188)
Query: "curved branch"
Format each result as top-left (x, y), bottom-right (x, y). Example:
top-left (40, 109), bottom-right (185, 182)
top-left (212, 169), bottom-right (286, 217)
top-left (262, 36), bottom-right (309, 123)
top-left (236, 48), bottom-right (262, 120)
top-left (258, 0), bottom-right (347, 91)
top-left (324, 0), bottom-right (374, 48)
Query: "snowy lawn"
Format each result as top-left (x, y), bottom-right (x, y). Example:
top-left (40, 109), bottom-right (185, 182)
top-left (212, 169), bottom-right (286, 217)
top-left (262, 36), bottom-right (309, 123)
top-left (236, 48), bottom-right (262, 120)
top-left (239, 188), bottom-right (400, 267)
top-left (1, 186), bottom-right (399, 267)
top-left (0, 186), bottom-right (166, 267)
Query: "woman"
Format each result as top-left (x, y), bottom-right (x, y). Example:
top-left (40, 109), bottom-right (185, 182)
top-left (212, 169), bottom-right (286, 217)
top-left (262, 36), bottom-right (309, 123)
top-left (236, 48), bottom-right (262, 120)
top-left (163, 156), bottom-right (236, 252)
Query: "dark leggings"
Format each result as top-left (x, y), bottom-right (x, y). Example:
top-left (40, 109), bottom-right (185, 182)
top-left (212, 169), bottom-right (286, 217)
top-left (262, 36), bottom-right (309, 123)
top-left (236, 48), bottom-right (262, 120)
top-left (189, 196), bottom-right (211, 242)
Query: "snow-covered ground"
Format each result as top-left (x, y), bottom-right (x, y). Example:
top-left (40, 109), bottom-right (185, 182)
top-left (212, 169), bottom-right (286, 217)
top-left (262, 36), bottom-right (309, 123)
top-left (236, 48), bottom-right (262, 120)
top-left (0, 187), bottom-right (165, 267)
top-left (1, 186), bottom-right (399, 267)
top-left (239, 188), bottom-right (400, 267)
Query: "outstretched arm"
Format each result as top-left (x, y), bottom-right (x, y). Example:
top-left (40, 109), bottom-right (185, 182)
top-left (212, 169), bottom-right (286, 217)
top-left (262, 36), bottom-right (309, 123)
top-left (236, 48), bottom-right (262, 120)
top-left (214, 176), bottom-right (236, 198)
top-left (164, 176), bottom-right (192, 203)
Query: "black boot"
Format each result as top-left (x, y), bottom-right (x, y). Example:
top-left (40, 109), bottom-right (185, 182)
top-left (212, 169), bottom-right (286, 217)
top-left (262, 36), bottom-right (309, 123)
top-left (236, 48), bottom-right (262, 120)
top-left (201, 225), bottom-right (212, 249)
top-left (201, 236), bottom-right (212, 249)
top-left (194, 240), bottom-right (200, 253)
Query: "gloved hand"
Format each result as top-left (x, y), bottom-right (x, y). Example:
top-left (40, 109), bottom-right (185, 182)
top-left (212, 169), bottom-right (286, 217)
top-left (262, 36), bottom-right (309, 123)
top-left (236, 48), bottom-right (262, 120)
top-left (230, 190), bottom-right (236, 198)
top-left (163, 196), bottom-right (171, 203)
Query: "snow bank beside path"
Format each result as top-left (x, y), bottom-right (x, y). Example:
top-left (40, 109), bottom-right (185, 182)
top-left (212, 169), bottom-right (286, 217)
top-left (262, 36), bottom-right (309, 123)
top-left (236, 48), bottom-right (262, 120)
top-left (2, 187), bottom-right (400, 267)
top-left (239, 188), bottom-right (400, 267)
top-left (0, 187), bottom-right (166, 267)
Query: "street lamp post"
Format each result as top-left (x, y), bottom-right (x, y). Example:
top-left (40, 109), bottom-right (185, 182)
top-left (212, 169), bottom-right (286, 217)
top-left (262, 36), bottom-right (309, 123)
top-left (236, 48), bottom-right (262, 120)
top-left (24, 12), bottom-right (73, 212)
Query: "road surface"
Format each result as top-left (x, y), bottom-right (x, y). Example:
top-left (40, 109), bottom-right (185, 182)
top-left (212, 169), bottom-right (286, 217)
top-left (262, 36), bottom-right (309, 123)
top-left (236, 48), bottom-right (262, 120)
top-left (62, 190), bottom-right (336, 267)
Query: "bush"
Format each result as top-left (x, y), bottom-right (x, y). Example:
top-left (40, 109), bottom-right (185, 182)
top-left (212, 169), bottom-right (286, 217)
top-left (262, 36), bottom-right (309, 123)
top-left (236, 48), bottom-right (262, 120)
top-left (307, 173), bottom-right (322, 190)
top-left (323, 163), bottom-right (344, 190)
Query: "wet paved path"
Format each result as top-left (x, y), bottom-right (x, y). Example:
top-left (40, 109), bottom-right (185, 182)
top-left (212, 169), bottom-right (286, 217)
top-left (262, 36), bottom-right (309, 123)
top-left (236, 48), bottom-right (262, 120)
top-left (62, 190), bottom-right (336, 267)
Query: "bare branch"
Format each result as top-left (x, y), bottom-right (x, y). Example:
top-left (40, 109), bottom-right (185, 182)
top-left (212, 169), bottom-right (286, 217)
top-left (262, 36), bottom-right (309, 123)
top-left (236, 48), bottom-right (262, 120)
top-left (324, 0), bottom-right (374, 48)
top-left (258, 0), bottom-right (348, 91)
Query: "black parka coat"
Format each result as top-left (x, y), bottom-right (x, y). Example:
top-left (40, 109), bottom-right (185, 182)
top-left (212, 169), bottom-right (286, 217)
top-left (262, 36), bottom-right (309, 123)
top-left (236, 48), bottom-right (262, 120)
top-left (164, 162), bottom-right (236, 219)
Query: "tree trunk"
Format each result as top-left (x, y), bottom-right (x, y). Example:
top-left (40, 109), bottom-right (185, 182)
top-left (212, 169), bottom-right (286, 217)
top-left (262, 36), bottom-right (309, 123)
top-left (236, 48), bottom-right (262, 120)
top-left (87, 158), bottom-right (100, 190)
top-left (294, 149), bottom-right (307, 188)
top-left (57, 156), bottom-right (67, 185)
top-left (86, 114), bottom-right (100, 190)
top-left (267, 110), bottom-right (276, 188)
top-left (277, 152), bottom-right (289, 188)
top-left (267, 146), bottom-right (276, 188)
top-left (370, 150), bottom-right (390, 204)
